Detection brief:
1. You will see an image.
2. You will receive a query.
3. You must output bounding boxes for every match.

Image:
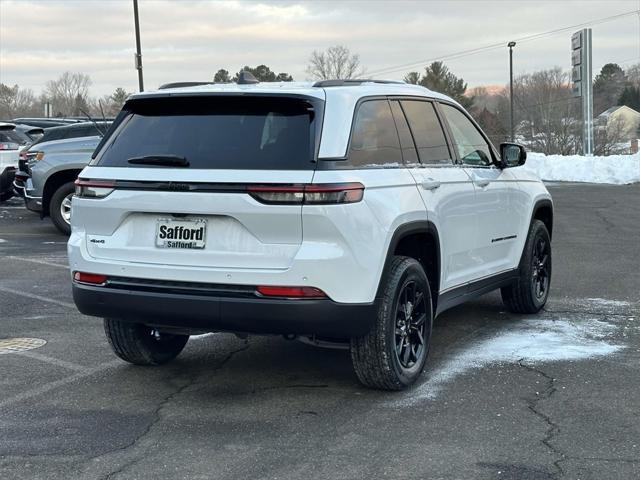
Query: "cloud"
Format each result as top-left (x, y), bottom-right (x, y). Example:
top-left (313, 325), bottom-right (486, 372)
top-left (0, 0), bottom-right (638, 96)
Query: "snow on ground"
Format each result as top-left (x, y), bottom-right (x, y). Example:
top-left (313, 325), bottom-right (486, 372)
top-left (521, 152), bottom-right (640, 185)
top-left (391, 316), bottom-right (623, 406)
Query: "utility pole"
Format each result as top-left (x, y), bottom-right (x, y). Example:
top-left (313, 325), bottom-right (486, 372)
top-left (133, 0), bottom-right (144, 92)
top-left (508, 41), bottom-right (516, 142)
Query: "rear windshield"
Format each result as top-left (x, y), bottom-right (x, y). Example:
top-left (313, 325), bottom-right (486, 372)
top-left (38, 123), bottom-right (110, 145)
top-left (0, 129), bottom-right (28, 146)
top-left (95, 96), bottom-right (317, 170)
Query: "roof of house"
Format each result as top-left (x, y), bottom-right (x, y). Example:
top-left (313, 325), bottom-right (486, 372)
top-left (598, 105), bottom-right (640, 119)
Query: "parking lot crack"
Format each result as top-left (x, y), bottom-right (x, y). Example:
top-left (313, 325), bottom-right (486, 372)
top-left (518, 359), bottom-right (565, 479)
top-left (95, 342), bottom-right (250, 480)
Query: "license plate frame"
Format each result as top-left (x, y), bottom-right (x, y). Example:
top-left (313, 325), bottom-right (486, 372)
top-left (155, 217), bottom-right (207, 249)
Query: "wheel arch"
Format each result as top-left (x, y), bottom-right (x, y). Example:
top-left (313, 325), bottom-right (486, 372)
top-left (376, 221), bottom-right (441, 312)
top-left (42, 169), bottom-right (82, 217)
top-left (531, 199), bottom-right (553, 240)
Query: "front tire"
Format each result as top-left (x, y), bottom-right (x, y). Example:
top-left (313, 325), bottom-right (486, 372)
top-left (49, 181), bottom-right (75, 235)
top-left (350, 256), bottom-right (433, 390)
top-left (501, 220), bottom-right (552, 313)
top-left (104, 319), bottom-right (189, 365)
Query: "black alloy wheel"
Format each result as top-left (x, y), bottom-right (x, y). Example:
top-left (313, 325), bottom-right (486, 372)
top-left (531, 236), bottom-right (550, 300)
top-left (394, 280), bottom-right (428, 369)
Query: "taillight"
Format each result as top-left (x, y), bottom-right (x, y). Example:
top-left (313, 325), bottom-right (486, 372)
top-left (0, 142), bottom-right (19, 150)
top-left (256, 285), bottom-right (327, 298)
top-left (248, 183), bottom-right (364, 205)
top-left (75, 179), bottom-right (116, 198)
top-left (73, 272), bottom-right (108, 285)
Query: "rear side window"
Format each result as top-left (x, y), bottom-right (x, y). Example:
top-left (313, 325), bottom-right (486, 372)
top-left (439, 103), bottom-right (493, 167)
top-left (96, 96), bottom-right (316, 170)
top-left (400, 100), bottom-right (451, 165)
top-left (347, 100), bottom-right (402, 167)
top-left (389, 101), bottom-right (418, 165)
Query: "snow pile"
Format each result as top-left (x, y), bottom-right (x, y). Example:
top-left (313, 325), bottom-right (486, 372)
top-left (521, 152), bottom-right (640, 185)
top-left (391, 317), bottom-right (623, 406)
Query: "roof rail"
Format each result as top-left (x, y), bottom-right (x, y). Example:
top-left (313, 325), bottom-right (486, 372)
top-left (158, 82), bottom-right (212, 90)
top-left (312, 79), bottom-right (406, 88)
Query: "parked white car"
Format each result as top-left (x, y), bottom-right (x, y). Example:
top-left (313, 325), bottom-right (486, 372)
top-left (0, 122), bottom-right (22, 201)
top-left (69, 77), bottom-right (553, 390)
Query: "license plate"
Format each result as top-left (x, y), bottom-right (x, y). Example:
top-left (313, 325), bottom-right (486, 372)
top-left (156, 218), bottom-right (207, 249)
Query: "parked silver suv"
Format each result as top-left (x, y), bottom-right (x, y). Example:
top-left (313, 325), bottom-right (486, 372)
top-left (22, 135), bottom-right (101, 234)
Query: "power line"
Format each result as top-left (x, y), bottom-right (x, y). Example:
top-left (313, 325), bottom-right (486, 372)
top-left (367, 9), bottom-right (640, 77)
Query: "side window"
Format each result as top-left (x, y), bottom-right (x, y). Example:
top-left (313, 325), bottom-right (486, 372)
top-left (400, 100), bottom-right (451, 165)
top-left (348, 100), bottom-right (402, 167)
top-left (389, 101), bottom-right (418, 165)
top-left (440, 103), bottom-right (493, 167)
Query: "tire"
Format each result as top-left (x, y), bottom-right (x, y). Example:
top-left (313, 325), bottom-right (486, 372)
top-left (501, 219), bottom-right (552, 314)
top-left (350, 256), bottom-right (433, 391)
top-left (0, 190), bottom-right (13, 202)
top-left (49, 181), bottom-right (75, 235)
top-left (104, 318), bottom-right (189, 365)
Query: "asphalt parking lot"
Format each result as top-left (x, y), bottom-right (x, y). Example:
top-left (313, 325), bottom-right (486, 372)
top-left (1, 183), bottom-right (639, 480)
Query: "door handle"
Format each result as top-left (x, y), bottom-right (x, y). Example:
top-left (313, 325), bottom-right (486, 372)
top-left (421, 179), bottom-right (441, 191)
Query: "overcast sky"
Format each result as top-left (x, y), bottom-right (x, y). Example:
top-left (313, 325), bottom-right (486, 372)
top-left (1, 0), bottom-right (639, 97)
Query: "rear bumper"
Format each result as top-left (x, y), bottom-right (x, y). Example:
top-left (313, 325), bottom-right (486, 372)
top-left (72, 283), bottom-right (376, 339)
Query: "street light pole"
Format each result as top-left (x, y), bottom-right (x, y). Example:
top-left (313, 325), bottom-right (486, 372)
top-left (133, 0), bottom-right (144, 92)
top-left (508, 41), bottom-right (516, 142)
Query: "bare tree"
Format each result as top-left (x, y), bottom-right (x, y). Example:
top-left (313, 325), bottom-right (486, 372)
top-left (512, 68), bottom-right (580, 155)
top-left (626, 63), bottom-right (640, 87)
top-left (44, 72), bottom-right (92, 117)
top-left (594, 115), bottom-right (631, 155)
top-left (0, 83), bottom-right (38, 118)
top-left (306, 45), bottom-right (364, 80)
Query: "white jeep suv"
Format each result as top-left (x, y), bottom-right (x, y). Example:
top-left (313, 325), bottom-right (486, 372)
top-left (69, 77), bottom-right (553, 390)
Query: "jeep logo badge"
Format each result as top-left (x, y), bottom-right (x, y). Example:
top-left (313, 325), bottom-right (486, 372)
top-left (168, 183), bottom-right (190, 191)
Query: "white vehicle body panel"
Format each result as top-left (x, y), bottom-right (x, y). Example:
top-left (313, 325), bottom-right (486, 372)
top-left (0, 150), bottom-right (19, 171)
top-left (461, 166), bottom-right (525, 279)
top-left (408, 165), bottom-right (478, 291)
top-left (68, 81), bottom-right (552, 310)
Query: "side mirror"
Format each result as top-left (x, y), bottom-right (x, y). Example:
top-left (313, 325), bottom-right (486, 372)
top-left (499, 143), bottom-right (526, 168)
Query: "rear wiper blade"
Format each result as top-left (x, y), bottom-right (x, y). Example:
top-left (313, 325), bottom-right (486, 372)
top-left (127, 155), bottom-right (189, 167)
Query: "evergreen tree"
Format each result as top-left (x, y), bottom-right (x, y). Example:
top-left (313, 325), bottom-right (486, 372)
top-left (233, 65), bottom-right (293, 82)
top-left (404, 62), bottom-right (473, 109)
top-left (618, 85), bottom-right (640, 111)
top-left (213, 69), bottom-right (231, 83)
top-left (593, 63), bottom-right (626, 114)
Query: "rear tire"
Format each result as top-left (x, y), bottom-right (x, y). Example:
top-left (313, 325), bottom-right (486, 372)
top-left (104, 318), bottom-right (189, 365)
top-left (49, 181), bottom-right (75, 235)
top-left (501, 220), bottom-right (552, 313)
top-left (350, 256), bottom-right (433, 390)
top-left (0, 190), bottom-right (13, 202)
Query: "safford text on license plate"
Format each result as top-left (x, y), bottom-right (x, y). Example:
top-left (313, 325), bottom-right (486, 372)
top-left (156, 218), bottom-right (207, 249)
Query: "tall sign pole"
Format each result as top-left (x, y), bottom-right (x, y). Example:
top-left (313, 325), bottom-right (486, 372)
top-left (571, 28), bottom-right (593, 155)
top-left (133, 0), bottom-right (144, 92)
